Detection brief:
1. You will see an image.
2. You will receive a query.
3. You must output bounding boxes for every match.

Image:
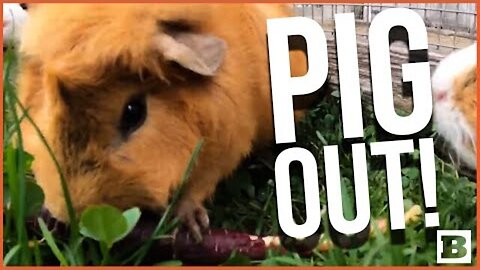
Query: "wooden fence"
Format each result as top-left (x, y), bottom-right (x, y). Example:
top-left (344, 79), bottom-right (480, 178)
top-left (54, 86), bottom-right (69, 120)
top-left (295, 3), bottom-right (477, 54)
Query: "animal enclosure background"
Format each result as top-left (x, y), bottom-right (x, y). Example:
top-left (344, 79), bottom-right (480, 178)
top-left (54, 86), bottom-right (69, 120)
top-left (2, 2), bottom-right (478, 267)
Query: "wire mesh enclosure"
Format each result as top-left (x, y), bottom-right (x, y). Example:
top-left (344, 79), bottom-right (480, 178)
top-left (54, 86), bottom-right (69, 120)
top-left (294, 3), bottom-right (477, 55)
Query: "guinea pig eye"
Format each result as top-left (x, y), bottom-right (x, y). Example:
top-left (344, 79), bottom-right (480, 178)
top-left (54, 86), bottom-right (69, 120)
top-left (120, 95), bottom-right (147, 138)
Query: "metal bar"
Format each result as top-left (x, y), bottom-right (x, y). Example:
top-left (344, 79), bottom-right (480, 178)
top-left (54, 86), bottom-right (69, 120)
top-left (423, 3), bottom-right (427, 25)
top-left (332, 4), bottom-right (335, 36)
top-left (470, 12), bottom-right (476, 33)
top-left (311, 4), bottom-right (314, 21)
top-left (454, 3), bottom-right (459, 48)
top-left (321, 4), bottom-right (324, 25)
top-left (367, 4), bottom-right (372, 23)
top-left (439, 4), bottom-right (443, 50)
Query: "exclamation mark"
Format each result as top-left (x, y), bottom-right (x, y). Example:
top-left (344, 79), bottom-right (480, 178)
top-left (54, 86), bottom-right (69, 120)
top-left (419, 138), bottom-right (439, 227)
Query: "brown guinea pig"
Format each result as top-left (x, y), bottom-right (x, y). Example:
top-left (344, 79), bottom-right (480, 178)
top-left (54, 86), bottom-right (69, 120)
top-left (17, 4), bottom-right (308, 240)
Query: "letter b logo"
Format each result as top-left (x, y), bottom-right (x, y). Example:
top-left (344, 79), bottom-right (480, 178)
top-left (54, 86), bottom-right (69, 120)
top-left (437, 230), bottom-right (471, 264)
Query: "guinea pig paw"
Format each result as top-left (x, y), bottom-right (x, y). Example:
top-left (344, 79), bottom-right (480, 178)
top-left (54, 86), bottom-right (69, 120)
top-left (175, 199), bottom-right (210, 243)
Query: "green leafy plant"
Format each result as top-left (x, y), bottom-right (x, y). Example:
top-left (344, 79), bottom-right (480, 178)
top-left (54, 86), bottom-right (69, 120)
top-left (79, 206), bottom-right (141, 265)
top-left (2, 43), bottom-right (476, 266)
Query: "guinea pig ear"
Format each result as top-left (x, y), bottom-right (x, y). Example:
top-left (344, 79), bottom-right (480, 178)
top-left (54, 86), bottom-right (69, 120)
top-left (155, 32), bottom-right (227, 76)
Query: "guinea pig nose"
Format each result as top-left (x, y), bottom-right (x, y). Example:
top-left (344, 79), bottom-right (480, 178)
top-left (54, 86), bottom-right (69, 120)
top-left (433, 91), bottom-right (447, 102)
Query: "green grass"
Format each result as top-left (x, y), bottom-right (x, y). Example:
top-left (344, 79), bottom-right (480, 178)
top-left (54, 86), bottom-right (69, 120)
top-left (2, 46), bottom-right (477, 266)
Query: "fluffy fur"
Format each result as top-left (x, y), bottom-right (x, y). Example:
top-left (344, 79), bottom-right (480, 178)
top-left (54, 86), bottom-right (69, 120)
top-left (17, 4), bottom-right (307, 237)
top-left (431, 43), bottom-right (477, 169)
top-left (3, 3), bottom-right (28, 46)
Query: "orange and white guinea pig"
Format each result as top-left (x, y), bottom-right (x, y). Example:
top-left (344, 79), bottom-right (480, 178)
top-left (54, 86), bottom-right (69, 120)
top-left (431, 43), bottom-right (477, 170)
